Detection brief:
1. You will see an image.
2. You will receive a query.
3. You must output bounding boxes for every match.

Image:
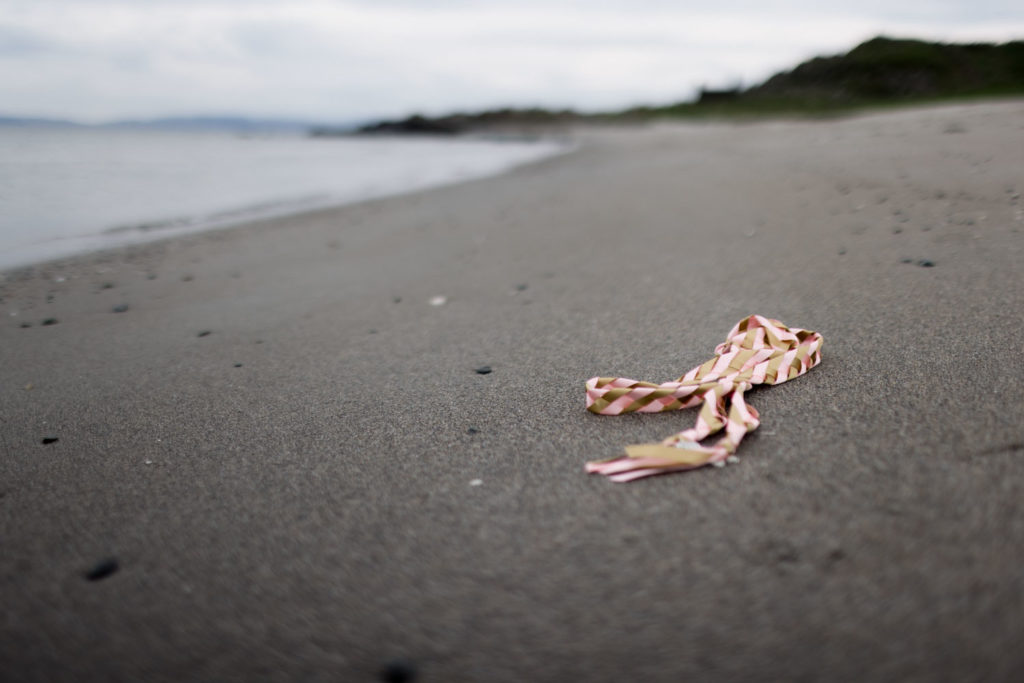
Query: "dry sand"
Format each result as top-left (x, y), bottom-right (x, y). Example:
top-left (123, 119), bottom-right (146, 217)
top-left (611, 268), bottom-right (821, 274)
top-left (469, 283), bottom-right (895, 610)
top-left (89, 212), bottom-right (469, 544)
top-left (2, 101), bottom-right (1023, 682)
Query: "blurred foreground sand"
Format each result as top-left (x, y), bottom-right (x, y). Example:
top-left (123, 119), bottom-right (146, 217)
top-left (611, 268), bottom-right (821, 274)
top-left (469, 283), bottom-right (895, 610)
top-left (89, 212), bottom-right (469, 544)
top-left (2, 101), bottom-right (1023, 681)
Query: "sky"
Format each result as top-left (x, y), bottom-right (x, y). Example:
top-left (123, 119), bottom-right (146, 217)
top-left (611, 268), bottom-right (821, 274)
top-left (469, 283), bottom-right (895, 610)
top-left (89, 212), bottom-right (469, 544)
top-left (1, 0), bottom-right (1022, 124)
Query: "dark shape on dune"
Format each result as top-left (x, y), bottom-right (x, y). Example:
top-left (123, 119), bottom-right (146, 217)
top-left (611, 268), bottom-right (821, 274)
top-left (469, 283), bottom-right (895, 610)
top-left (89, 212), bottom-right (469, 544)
top-left (697, 86), bottom-right (741, 104)
top-left (475, 365), bottom-right (493, 375)
top-left (234, 362), bottom-right (243, 367)
top-left (360, 114), bottom-right (460, 136)
top-left (353, 107), bottom-right (580, 136)
top-left (41, 318), bottom-right (58, 326)
top-left (19, 322), bottom-right (31, 328)
top-left (84, 558), bottom-right (119, 581)
top-left (380, 658), bottom-right (417, 683)
top-left (197, 330), bottom-right (212, 337)
top-left (917, 259), bottom-right (936, 267)
top-left (41, 436), bottom-right (59, 445)
top-left (112, 304), bottom-right (129, 313)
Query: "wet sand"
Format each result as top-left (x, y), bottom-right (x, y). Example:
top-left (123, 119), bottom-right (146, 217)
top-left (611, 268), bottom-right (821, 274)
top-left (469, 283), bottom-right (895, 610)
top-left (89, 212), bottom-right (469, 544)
top-left (2, 101), bottom-right (1023, 681)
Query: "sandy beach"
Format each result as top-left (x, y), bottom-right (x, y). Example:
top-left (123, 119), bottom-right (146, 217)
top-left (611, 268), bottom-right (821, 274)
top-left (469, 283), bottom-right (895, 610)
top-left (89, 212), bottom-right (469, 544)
top-left (2, 100), bottom-right (1023, 681)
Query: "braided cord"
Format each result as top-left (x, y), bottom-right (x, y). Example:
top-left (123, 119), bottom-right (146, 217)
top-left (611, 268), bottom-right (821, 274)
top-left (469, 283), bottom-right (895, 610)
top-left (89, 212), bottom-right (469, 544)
top-left (585, 315), bottom-right (823, 482)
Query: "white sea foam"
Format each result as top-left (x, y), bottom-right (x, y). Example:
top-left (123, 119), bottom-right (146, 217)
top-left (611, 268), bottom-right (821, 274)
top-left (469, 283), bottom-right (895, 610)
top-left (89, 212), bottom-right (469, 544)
top-left (0, 127), bottom-right (569, 269)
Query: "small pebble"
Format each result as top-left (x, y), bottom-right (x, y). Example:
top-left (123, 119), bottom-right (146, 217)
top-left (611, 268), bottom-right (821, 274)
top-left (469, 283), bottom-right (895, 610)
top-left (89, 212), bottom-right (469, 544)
top-left (428, 295), bottom-right (447, 306)
top-left (41, 318), bottom-right (58, 326)
top-left (84, 557), bottom-right (119, 582)
top-left (900, 257), bottom-right (913, 264)
top-left (197, 330), bottom-right (212, 337)
top-left (380, 659), bottom-right (417, 683)
top-left (837, 247), bottom-right (846, 256)
top-left (917, 259), bottom-right (935, 268)
top-left (41, 436), bottom-right (59, 445)
top-left (828, 548), bottom-right (847, 563)
top-left (112, 304), bottom-right (129, 313)
top-left (474, 365), bottom-right (492, 375)
top-left (469, 479), bottom-right (483, 487)
top-left (19, 322), bottom-right (31, 328)
top-left (233, 362), bottom-right (243, 368)
top-left (514, 283), bottom-right (528, 291)
top-left (467, 427), bottom-right (478, 435)
top-left (146, 274), bottom-right (157, 280)
top-left (100, 282), bottom-right (115, 290)
top-left (181, 275), bottom-right (194, 282)
top-left (392, 296), bottom-right (402, 304)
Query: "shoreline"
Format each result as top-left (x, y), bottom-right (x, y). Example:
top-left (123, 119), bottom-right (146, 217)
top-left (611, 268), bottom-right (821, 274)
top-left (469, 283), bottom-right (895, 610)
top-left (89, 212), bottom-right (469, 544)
top-left (3, 100), bottom-right (1023, 681)
top-left (0, 132), bottom-right (574, 273)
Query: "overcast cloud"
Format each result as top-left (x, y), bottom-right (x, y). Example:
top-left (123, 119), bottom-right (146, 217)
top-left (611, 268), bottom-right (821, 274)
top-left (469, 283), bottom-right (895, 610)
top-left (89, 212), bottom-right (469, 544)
top-left (1, 0), bottom-right (1022, 123)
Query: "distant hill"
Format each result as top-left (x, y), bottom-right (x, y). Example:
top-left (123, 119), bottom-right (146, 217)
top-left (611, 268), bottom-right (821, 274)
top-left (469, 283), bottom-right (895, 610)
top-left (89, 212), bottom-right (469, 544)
top-left (354, 108), bottom-right (580, 136)
top-left (356, 36), bottom-right (1024, 134)
top-left (744, 36), bottom-right (1024, 105)
top-left (0, 115), bottom-right (355, 133)
top-left (0, 116), bottom-right (82, 128)
top-left (101, 116), bottom-right (324, 133)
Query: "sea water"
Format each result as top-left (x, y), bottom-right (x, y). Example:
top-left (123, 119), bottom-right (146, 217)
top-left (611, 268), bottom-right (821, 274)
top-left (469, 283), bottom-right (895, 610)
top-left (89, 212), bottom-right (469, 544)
top-left (0, 127), bottom-right (568, 269)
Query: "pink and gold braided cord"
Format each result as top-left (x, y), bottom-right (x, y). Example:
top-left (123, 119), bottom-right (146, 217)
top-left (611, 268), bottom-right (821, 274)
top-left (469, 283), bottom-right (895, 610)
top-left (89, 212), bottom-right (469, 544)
top-left (585, 315), bottom-right (823, 482)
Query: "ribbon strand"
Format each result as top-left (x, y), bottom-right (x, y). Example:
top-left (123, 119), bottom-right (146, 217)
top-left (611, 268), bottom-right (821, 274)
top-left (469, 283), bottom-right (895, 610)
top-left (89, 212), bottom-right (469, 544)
top-left (585, 315), bottom-right (823, 482)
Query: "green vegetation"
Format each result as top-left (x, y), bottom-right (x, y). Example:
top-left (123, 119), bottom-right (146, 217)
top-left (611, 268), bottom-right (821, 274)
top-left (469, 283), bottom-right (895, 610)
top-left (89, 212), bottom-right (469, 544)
top-left (354, 36), bottom-right (1024, 134)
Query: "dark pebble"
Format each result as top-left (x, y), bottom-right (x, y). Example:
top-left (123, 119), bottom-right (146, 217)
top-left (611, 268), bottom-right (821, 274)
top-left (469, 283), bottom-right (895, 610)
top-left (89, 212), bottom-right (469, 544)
top-left (19, 322), bottom-right (31, 328)
top-left (181, 275), bottom-right (194, 282)
top-left (475, 366), bottom-right (492, 375)
top-left (100, 282), bottom-right (115, 290)
top-left (827, 548), bottom-right (847, 563)
top-left (467, 427), bottom-right (479, 435)
top-left (891, 227), bottom-right (903, 234)
top-left (41, 318), bottom-right (58, 326)
top-left (392, 296), bottom-right (402, 304)
top-left (112, 304), bottom-right (129, 313)
top-left (41, 436), bottom-right (59, 445)
top-left (146, 274), bottom-right (157, 280)
top-left (369, 329), bottom-right (378, 334)
top-left (917, 259), bottom-right (935, 268)
top-left (380, 659), bottom-right (417, 683)
top-left (84, 557), bottom-right (119, 582)
top-left (514, 283), bottom-right (528, 291)
top-left (233, 362), bottom-right (243, 368)
top-left (900, 257), bottom-right (913, 264)
top-left (837, 247), bottom-right (846, 256)
top-left (197, 330), bottom-right (212, 337)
